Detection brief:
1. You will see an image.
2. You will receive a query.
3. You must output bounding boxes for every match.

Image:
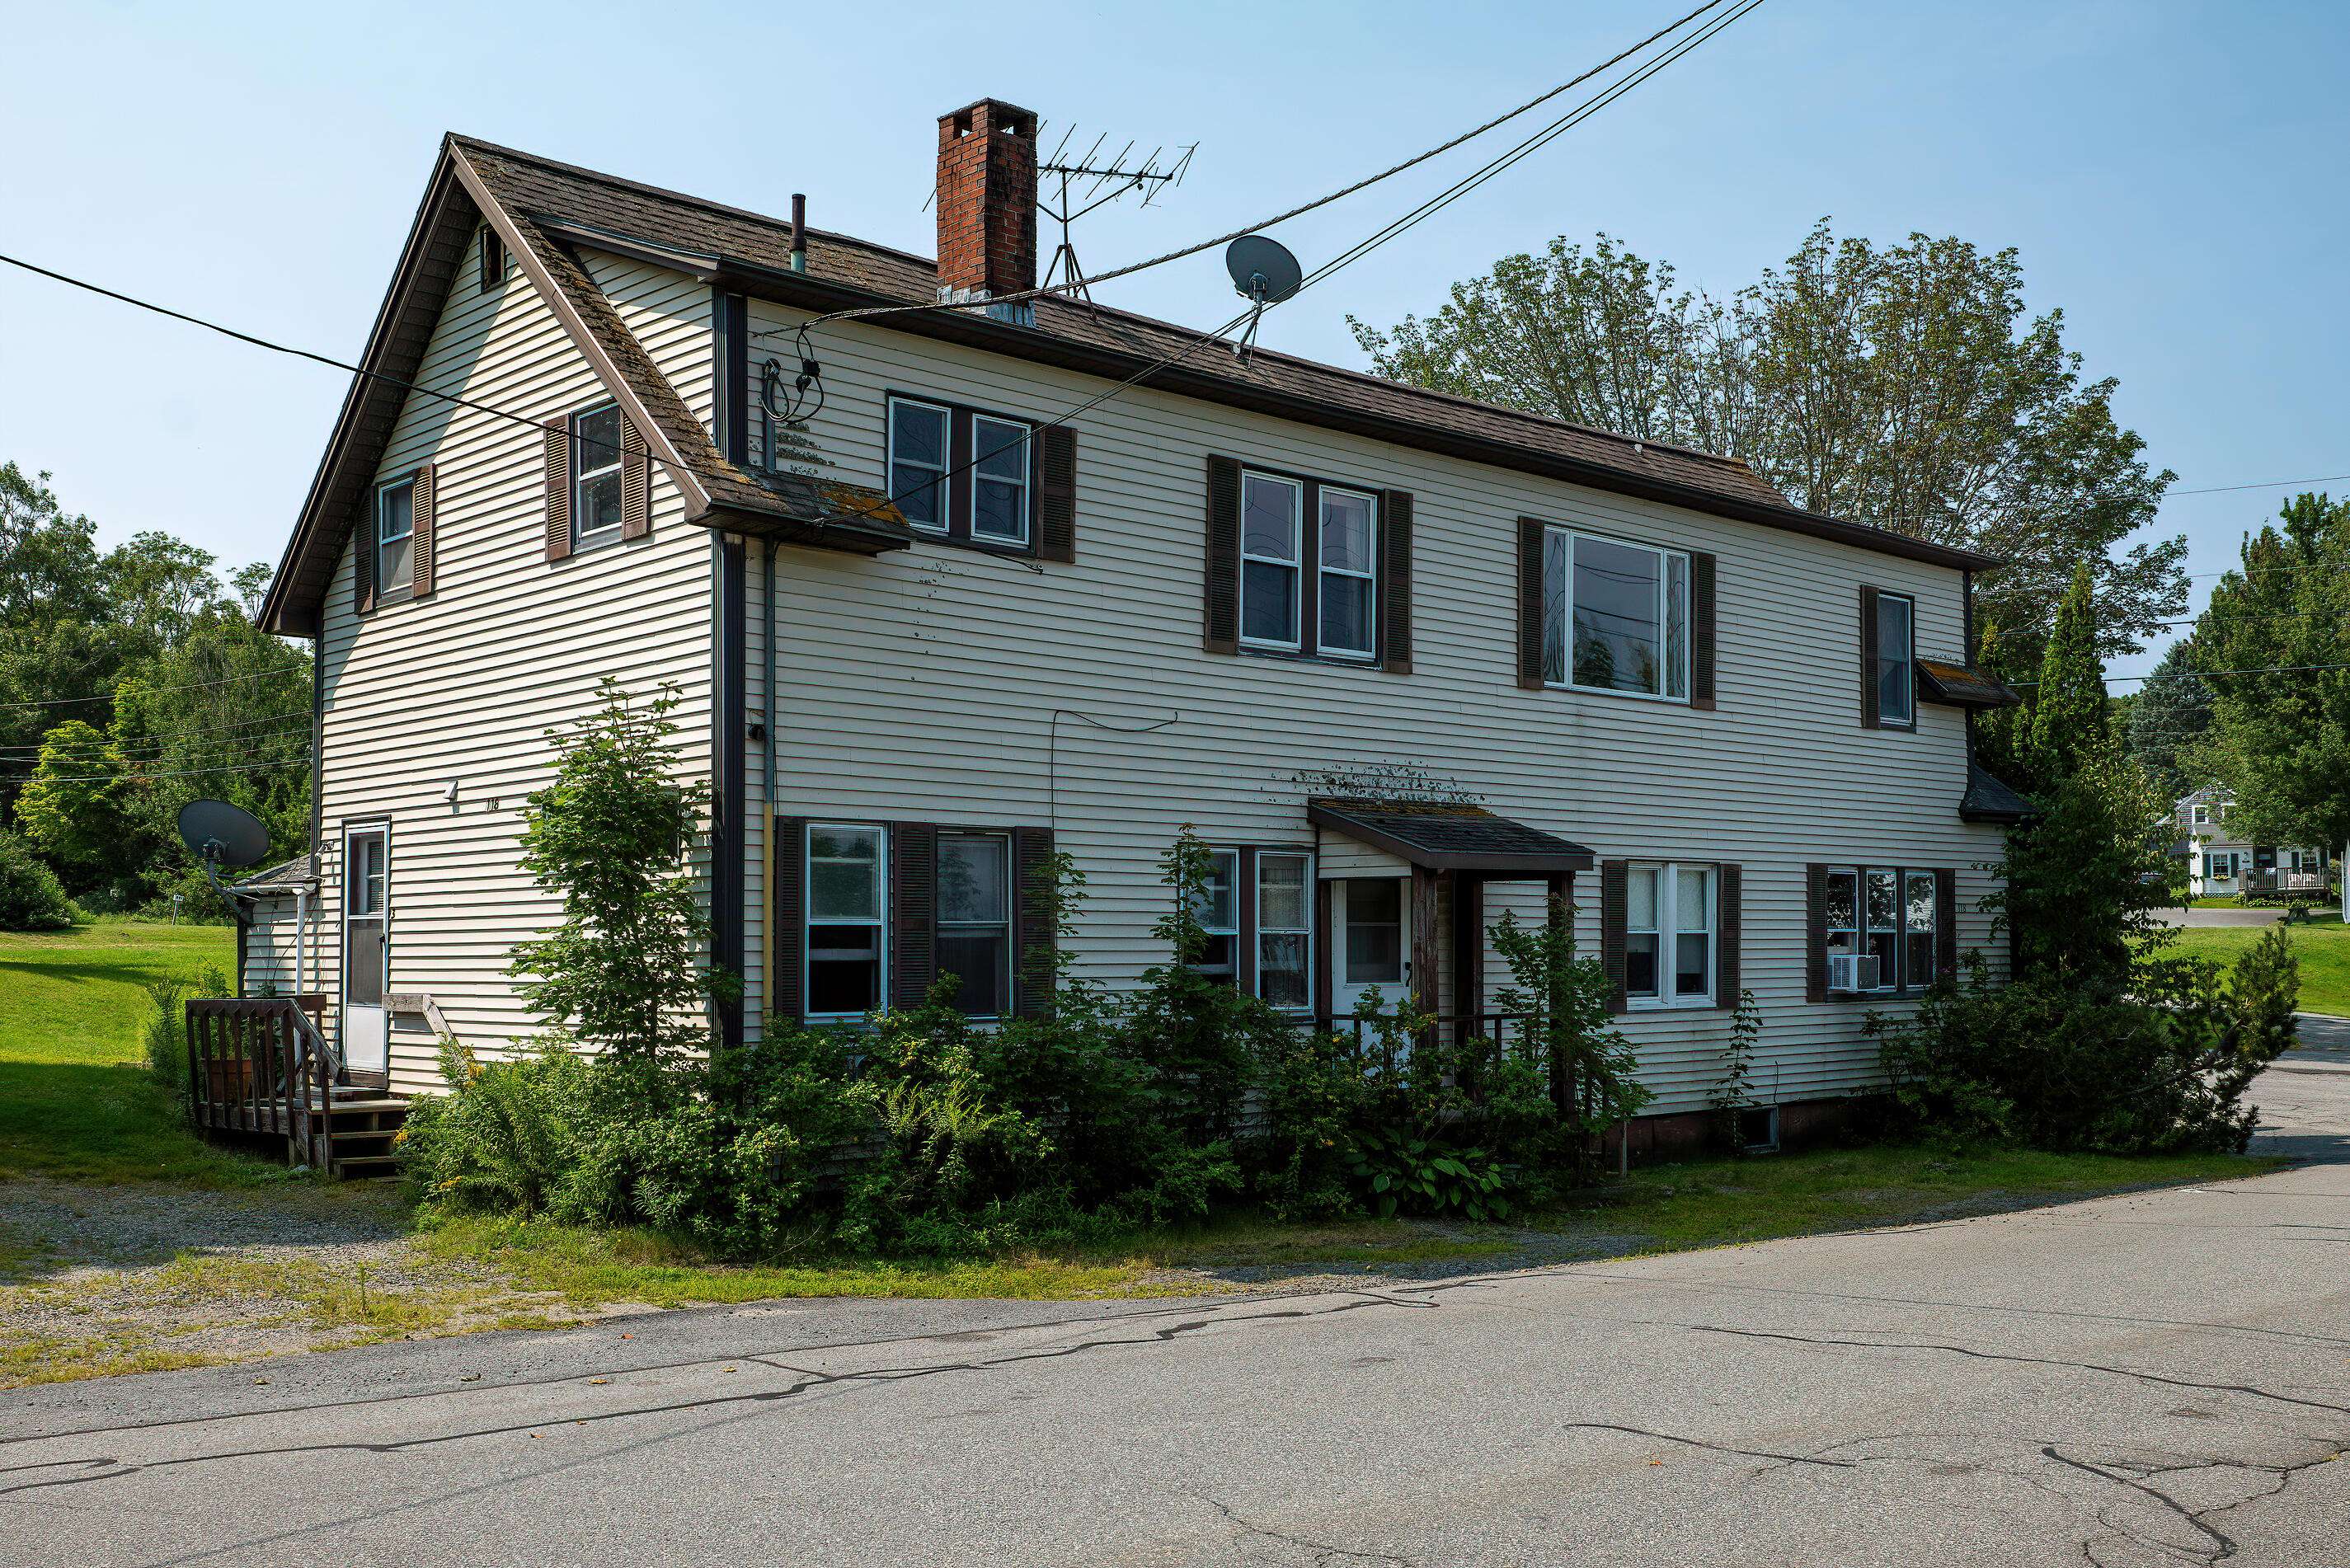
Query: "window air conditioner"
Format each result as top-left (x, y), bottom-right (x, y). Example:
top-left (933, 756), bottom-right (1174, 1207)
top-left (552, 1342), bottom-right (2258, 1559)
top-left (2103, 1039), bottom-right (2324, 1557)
top-left (1826, 953), bottom-right (1880, 993)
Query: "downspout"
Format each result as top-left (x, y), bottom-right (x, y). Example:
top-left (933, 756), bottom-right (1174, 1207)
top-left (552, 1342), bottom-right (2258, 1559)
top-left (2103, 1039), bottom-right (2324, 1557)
top-left (764, 536), bottom-right (778, 1044)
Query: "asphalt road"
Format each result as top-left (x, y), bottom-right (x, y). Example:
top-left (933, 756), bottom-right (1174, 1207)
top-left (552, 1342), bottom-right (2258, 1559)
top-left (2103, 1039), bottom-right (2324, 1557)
top-left (5, 1051), bottom-right (2345, 1567)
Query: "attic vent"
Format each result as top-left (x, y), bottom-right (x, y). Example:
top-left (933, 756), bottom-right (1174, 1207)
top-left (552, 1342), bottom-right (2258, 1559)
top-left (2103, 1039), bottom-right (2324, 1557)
top-left (479, 225), bottom-right (505, 293)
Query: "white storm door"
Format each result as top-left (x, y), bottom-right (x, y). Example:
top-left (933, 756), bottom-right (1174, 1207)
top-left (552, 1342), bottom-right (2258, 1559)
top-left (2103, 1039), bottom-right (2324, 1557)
top-left (1331, 877), bottom-right (1413, 1014)
top-left (341, 825), bottom-right (389, 1076)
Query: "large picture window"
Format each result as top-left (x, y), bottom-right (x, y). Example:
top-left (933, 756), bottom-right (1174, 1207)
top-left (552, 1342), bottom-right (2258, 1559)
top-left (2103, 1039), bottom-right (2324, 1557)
top-left (936, 832), bottom-right (1012, 1016)
top-left (1541, 526), bottom-right (1690, 700)
top-left (1823, 863), bottom-right (1938, 994)
top-left (1625, 861), bottom-right (1714, 1006)
top-left (806, 824), bottom-right (886, 1018)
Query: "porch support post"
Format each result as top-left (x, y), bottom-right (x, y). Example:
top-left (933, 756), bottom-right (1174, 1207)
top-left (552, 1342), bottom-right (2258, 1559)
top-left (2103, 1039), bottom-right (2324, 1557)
top-left (1546, 873), bottom-right (1572, 1113)
top-left (1450, 872), bottom-right (1483, 1048)
top-left (1409, 866), bottom-right (1441, 1015)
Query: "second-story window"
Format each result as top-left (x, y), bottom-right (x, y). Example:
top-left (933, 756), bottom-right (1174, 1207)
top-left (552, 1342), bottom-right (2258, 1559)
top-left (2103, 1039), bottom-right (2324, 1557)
top-left (1241, 472), bottom-right (1303, 649)
top-left (886, 393), bottom-right (1035, 550)
top-left (1318, 488), bottom-right (1378, 659)
top-left (888, 397), bottom-right (951, 531)
top-left (571, 404), bottom-right (625, 550)
top-left (1873, 590), bottom-right (1915, 726)
top-left (375, 477), bottom-right (414, 597)
top-left (1540, 527), bottom-right (1690, 701)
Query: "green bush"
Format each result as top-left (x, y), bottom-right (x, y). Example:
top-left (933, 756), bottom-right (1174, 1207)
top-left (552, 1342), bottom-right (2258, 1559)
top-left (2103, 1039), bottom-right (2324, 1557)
top-left (0, 831), bottom-right (75, 931)
top-left (138, 961), bottom-right (230, 1120)
top-left (1873, 940), bottom-right (2297, 1155)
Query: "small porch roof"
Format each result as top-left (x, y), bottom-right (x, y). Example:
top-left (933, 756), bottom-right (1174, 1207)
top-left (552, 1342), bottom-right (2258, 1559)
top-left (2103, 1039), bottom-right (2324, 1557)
top-left (235, 852), bottom-right (317, 892)
top-left (1918, 658), bottom-right (2021, 709)
top-left (1307, 798), bottom-right (1595, 875)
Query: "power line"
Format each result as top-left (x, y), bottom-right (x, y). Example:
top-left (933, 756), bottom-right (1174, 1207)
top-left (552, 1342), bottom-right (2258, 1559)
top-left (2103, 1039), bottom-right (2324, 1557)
top-left (0, 252), bottom-right (708, 495)
top-left (2170, 472), bottom-right (2350, 497)
top-left (1289, 0), bottom-right (1768, 300)
top-left (2015, 661), bottom-right (2350, 688)
top-left (0, 664), bottom-right (305, 712)
top-left (0, 709), bottom-right (316, 758)
top-left (0, 753), bottom-right (312, 788)
top-left (764, 0), bottom-right (1739, 338)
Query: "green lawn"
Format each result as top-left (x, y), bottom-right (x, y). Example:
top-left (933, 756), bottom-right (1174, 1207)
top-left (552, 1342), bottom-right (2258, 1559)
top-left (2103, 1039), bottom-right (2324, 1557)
top-left (0, 919), bottom-right (273, 1184)
top-left (2165, 916), bottom-right (2350, 1017)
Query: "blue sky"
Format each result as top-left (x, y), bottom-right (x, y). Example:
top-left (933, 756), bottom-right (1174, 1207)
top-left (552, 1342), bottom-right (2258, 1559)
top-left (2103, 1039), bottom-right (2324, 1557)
top-left (3, 0), bottom-right (2343, 679)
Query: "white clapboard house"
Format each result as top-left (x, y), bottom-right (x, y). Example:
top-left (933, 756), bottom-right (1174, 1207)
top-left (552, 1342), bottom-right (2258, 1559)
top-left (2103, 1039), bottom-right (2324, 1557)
top-left (233, 99), bottom-right (2029, 1161)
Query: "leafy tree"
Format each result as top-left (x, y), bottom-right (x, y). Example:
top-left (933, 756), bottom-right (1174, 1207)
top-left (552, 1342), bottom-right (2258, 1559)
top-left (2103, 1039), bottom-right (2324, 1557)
top-left (2026, 565), bottom-right (2108, 788)
top-left (2126, 641), bottom-right (2211, 802)
top-left (509, 681), bottom-right (727, 1063)
top-left (12, 721), bottom-right (129, 871)
top-left (1351, 221), bottom-right (2186, 655)
top-left (0, 829), bottom-right (74, 931)
top-left (2193, 493), bottom-right (2350, 852)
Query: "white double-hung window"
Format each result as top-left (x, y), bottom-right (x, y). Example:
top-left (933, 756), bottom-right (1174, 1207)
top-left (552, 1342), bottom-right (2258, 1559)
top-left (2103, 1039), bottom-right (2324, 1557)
top-left (374, 477), bottom-right (415, 594)
top-left (571, 404), bottom-right (626, 548)
top-left (1317, 487), bottom-right (1378, 660)
top-left (887, 397), bottom-right (952, 533)
top-left (1254, 852), bottom-right (1313, 1010)
top-left (1239, 472), bottom-right (1304, 649)
top-left (1624, 862), bottom-right (1714, 1006)
top-left (1540, 526), bottom-right (1690, 700)
top-left (806, 824), bottom-right (886, 1018)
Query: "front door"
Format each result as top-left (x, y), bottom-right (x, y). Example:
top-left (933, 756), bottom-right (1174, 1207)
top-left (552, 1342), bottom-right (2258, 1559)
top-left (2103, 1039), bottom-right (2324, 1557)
top-left (341, 825), bottom-right (389, 1077)
top-left (1330, 876), bottom-right (1413, 1015)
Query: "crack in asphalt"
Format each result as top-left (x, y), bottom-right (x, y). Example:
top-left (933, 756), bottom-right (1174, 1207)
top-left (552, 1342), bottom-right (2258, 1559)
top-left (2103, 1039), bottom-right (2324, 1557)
top-left (1558, 1421), bottom-right (1860, 1470)
top-left (1194, 1492), bottom-right (1419, 1566)
top-left (1690, 1325), bottom-right (2350, 1418)
top-left (0, 1290), bottom-right (1459, 1497)
top-left (2038, 1442), bottom-right (2345, 1566)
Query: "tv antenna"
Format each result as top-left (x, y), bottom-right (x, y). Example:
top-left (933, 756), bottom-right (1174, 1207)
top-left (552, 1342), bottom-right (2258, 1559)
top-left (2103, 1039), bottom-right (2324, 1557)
top-left (1036, 125), bottom-right (1196, 302)
top-left (1225, 235), bottom-right (1302, 362)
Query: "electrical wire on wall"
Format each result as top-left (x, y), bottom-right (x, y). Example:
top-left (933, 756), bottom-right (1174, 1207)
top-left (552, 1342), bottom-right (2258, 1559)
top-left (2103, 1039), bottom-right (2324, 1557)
top-left (1049, 706), bottom-right (1180, 837)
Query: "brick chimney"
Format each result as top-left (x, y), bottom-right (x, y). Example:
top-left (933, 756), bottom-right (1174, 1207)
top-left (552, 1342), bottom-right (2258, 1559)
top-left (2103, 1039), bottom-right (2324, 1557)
top-left (935, 98), bottom-right (1038, 303)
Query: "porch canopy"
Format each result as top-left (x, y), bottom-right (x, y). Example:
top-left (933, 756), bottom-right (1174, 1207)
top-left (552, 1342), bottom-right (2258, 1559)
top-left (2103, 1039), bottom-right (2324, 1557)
top-left (1306, 798), bottom-right (1592, 1028)
top-left (1304, 798), bottom-right (1593, 876)
top-left (1917, 658), bottom-right (2021, 709)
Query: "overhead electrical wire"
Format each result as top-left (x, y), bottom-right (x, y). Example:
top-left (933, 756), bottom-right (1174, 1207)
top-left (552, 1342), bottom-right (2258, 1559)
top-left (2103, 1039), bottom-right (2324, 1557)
top-left (2169, 472), bottom-right (2350, 497)
top-left (0, 666), bottom-right (307, 711)
top-left (0, 753), bottom-right (315, 788)
top-left (771, 0), bottom-right (1741, 336)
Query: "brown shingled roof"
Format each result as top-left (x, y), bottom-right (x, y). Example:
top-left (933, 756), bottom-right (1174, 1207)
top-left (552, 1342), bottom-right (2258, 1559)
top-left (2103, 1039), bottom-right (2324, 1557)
top-left (450, 135), bottom-right (1997, 574)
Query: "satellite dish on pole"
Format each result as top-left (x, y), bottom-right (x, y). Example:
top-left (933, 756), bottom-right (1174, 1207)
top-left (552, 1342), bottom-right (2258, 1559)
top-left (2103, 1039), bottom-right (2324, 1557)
top-left (177, 800), bottom-right (270, 871)
top-left (1225, 235), bottom-right (1302, 364)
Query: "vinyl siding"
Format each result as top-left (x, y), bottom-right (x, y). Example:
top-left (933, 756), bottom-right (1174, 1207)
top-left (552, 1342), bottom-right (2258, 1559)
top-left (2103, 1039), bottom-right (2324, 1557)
top-left (311, 233), bottom-right (717, 1091)
top-left (740, 298), bottom-right (2009, 1116)
top-left (238, 894), bottom-right (317, 1000)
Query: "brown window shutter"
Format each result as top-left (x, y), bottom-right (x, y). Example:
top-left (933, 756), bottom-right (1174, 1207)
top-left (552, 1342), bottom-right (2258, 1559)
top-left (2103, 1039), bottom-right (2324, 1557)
top-left (1517, 517), bottom-right (1546, 689)
top-left (1935, 867), bottom-right (1958, 982)
top-left (1599, 859), bottom-right (1629, 1015)
top-left (411, 463), bottom-right (436, 599)
top-left (1380, 488), bottom-right (1413, 674)
top-left (1689, 551), bottom-right (1717, 710)
top-left (891, 822), bottom-right (937, 1011)
top-left (1805, 863), bottom-right (1829, 1003)
top-left (353, 507), bottom-right (376, 616)
top-left (1036, 426), bottom-right (1077, 564)
top-left (619, 420), bottom-right (651, 540)
top-left (1859, 586), bottom-right (1881, 728)
top-left (1716, 861), bottom-right (1741, 1005)
top-left (543, 424), bottom-right (573, 562)
top-left (1203, 456), bottom-right (1240, 654)
top-left (771, 818), bottom-right (806, 1024)
top-left (1013, 825), bottom-right (1057, 1017)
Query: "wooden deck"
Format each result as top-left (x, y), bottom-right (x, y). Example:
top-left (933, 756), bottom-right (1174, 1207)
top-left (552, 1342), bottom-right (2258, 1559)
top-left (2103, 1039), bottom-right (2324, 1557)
top-left (186, 998), bottom-right (407, 1177)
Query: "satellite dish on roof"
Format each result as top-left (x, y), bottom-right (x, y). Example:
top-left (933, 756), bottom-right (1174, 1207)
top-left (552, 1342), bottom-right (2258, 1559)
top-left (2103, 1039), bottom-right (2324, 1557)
top-left (177, 800), bottom-right (270, 871)
top-left (1225, 235), bottom-right (1303, 305)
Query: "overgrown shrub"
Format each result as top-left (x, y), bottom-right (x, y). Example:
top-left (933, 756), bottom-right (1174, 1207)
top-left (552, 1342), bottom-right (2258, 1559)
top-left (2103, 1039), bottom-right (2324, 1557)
top-left (1873, 937), bottom-right (2297, 1154)
top-left (139, 961), bottom-right (228, 1120)
top-left (0, 831), bottom-right (74, 931)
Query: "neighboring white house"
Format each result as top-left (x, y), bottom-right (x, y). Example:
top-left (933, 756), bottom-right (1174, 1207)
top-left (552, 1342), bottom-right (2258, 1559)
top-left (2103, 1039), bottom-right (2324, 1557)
top-left (247, 101), bottom-right (2030, 1154)
top-left (2170, 786), bottom-right (2332, 900)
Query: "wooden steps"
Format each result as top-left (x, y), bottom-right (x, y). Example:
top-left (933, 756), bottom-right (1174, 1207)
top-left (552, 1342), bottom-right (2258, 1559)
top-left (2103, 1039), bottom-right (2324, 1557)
top-left (320, 1096), bottom-right (409, 1180)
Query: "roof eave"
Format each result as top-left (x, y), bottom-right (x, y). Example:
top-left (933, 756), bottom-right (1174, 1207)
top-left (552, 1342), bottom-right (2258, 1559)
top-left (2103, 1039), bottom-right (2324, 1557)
top-left (702, 255), bottom-right (2003, 576)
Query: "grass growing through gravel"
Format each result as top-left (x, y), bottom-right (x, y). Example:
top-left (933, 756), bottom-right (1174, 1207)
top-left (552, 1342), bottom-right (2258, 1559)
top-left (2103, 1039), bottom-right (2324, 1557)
top-left (2166, 915), bottom-right (2350, 1016)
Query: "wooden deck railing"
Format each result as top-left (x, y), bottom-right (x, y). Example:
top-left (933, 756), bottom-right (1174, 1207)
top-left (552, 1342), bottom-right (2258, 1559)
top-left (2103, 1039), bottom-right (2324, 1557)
top-left (186, 997), bottom-right (342, 1168)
